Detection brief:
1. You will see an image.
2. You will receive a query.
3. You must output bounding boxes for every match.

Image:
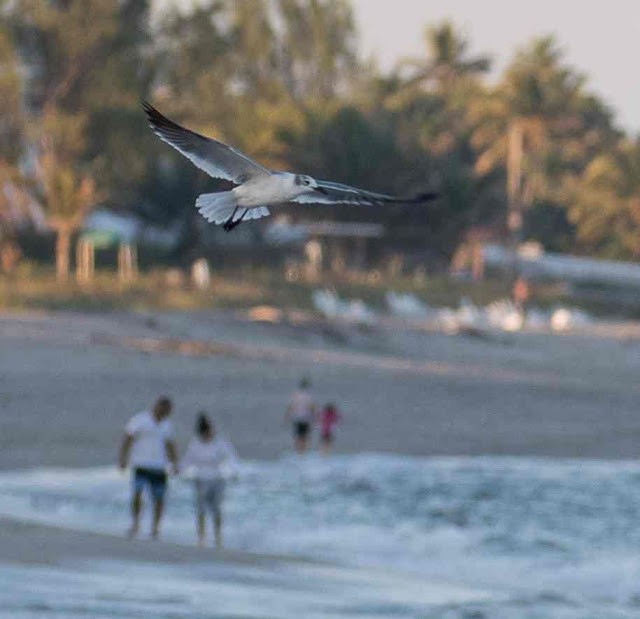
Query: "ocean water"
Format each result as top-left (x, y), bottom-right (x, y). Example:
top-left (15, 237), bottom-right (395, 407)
top-left (2, 454), bottom-right (640, 618)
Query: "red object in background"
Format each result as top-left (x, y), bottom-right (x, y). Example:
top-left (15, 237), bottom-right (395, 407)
top-left (318, 405), bottom-right (341, 438)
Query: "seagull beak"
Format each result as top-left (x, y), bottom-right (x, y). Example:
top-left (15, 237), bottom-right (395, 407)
top-left (314, 186), bottom-right (329, 195)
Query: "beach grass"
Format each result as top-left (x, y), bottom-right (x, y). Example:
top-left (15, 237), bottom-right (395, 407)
top-left (0, 262), bottom-right (570, 315)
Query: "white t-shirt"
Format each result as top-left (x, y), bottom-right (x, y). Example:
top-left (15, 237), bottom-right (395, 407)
top-left (288, 389), bottom-right (314, 423)
top-left (181, 437), bottom-right (239, 480)
top-left (125, 410), bottom-right (173, 470)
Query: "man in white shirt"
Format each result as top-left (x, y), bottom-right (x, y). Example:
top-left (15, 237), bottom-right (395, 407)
top-left (285, 377), bottom-right (315, 453)
top-left (118, 396), bottom-right (178, 539)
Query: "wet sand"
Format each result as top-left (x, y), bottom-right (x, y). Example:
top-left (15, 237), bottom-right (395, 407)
top-left (2, 309), bottom-right (640, 470)
top-left (0, 516), bottom-right (492, 619)
top-left (0, 515), bottom-right (296, 567)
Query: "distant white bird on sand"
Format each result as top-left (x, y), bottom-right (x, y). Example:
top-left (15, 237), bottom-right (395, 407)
top-left (142, 101), bottom-right (439, 232)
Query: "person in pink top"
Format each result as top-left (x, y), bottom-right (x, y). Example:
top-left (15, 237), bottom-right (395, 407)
top-left (318, 403), bottom-right (341, 453)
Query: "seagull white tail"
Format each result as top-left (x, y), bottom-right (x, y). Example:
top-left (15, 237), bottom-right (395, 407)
top-left (196, 191), bottom-right (239, 224)
top-left (196, 192), bottom-right (271, 226)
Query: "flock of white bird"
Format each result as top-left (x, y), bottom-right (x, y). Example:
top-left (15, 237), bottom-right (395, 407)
top-left (312, 289), bottom-right (591, 334)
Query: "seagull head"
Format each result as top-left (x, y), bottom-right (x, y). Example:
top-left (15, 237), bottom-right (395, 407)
top-left (295, 174), bottom-right (328, 195)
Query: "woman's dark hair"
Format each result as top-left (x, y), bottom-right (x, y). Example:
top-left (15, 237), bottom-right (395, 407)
top-left (196, 412), bottom-right (212, 437)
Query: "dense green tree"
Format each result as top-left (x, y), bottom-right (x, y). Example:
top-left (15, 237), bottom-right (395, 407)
top-left (278, 0), bottom-right (358, 100)
top-left (0, 25), bottom-right (23, 163)
top-left (0, 1), bottom-right (638, 265)
top-left (2, 0), bottom-right (155, 269)
top-left (144, 0), bottom-right (361, 236)
top-left (4, 0), bottom-right (153, 187)
top-left (569, 139), bottom-right (640, 259)
top-left (376, 23), bottom-right (492, 256)
top-left (471, 37), bottom-right (618, 252)
top-left (280, 105), bottom-right (412, 199)
top-left (0, 21), bottom-right (25, 238)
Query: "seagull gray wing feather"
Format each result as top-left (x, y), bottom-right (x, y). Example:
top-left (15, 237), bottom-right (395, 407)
top-left (142, 101), bottom-right (271, 183)
top-left (293, 180), bottom-right (439, 206)
top-left (242, 206), bottom-right (271, 221)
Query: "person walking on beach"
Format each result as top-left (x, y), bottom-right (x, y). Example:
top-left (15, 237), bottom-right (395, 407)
top-left (318, 403), bottom-right (341, 453)
top-left (118, 396), bottom-right (178, 540)
top-left (512, 276), bottom-right (531, 318)
top-left (285, 377), bottom-right (315, 453)
top-left (182, 412), bottom-right (239, 549)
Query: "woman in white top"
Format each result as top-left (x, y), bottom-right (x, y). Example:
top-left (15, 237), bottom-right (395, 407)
top-left (182, 412), bottom-right (239, 548)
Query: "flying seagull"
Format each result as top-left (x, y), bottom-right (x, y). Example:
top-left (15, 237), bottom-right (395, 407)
top-left (142, 101), bottom-right (439, 232)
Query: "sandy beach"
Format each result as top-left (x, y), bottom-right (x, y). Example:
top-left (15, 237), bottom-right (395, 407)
top-left (2, 309), bottom-right (640, 469)
top-left (3, 309), bottom-right (640, 617)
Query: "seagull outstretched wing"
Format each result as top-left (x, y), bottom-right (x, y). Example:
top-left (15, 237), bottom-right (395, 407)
top-left (292, 180), bottom-right (439, 207)
top-left (142, 101), bottom-right (271, 183)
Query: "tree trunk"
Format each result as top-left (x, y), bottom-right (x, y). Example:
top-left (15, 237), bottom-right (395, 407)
top-left (507, 119), bottom-right (524, 209)
top-left (506, 119), bottom-right (524, 280)
top-left (56, 228), bottom-right (72, 281)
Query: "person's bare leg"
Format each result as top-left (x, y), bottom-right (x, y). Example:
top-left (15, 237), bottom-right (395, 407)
top-left (296, 436), bottom-right (309, 453)
top-left (197, 511), bottom-right (206, 547)
top-left (151, 499), bottom-right (164, 540)
top-left (214, 512), bottom-right (222, 550)
top-left (128, 491), bottom-right (142, 538)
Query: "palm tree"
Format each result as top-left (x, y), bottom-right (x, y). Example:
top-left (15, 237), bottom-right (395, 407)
top-left (569, 139), bottom-right (640, 259)
top-left (396, 21), bottom-right (490, 97)
top-left (357, 24), bottom-right (493, 258)
top-left (471, 37), bottom-right (584, 251)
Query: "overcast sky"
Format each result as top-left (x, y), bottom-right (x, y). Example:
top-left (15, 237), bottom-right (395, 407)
top-left (351, 0), bottom-right (640, 134)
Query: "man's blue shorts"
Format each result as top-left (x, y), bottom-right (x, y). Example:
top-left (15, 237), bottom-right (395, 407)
top-left (132, 467), bottom-right (168, 502)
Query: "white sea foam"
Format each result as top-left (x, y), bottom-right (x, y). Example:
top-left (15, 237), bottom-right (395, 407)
top-left (0, 559), bottom-right (495, 619)
top-left (2, 454), bottom-right (640, 617)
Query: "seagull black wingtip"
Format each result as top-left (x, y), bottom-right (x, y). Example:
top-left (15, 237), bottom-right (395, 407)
top-left (140, 100), bottom-right (184, 137)
top-left (140, 99), bottom-right (155, 115)
top-left (398, 191), bottom-right (440, 204)
top-left (412, 191), bottom-right (440, 203)
top-left (140, 99), bottom-right (161, 126)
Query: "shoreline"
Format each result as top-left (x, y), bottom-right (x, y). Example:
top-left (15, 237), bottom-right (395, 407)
top-left (0, 515), bottom-right (299, 568)
top-left (0, 515), bottom-right (497, 618)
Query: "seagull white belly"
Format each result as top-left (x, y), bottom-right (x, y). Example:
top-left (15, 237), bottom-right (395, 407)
top-left (233, 175), bottom-right (301, 208)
